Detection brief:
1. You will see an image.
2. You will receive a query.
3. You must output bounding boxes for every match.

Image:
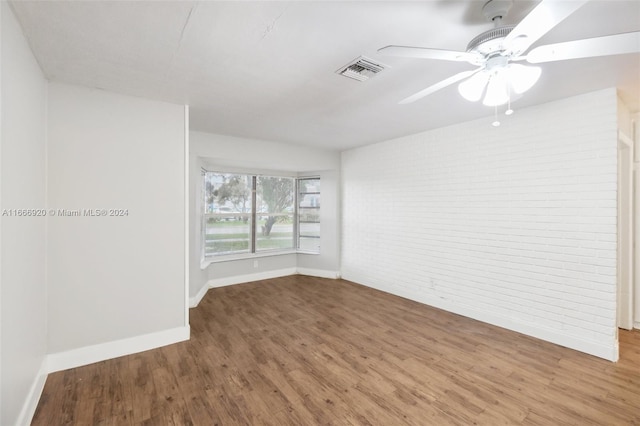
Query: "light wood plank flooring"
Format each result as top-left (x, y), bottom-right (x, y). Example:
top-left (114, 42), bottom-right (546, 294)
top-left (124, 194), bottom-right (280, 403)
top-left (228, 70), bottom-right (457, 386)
top-left (32, 275), bottom-right (640, 425)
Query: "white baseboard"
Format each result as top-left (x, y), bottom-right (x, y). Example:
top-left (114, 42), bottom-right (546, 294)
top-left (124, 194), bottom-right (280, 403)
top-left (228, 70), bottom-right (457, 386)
top-left (47, 326), bottom-right (190, 373)
top-left (189, 282), bottom-right (209, 308)
top-left (634, 321), bottom-right (640, 330)
top-left (346, 276), bottom-right (619, 362)
top-left (296, 268), bottom-right (340, 279)
top-left (421, 292), bottom-right (618, 361)
top-left (207, 267), bottom-right (297, 289)
top-left (15, 358), bottom-right (48, 426)
top-left (185, 268), bottom-right (341, 308)
top-left (426, 293), bottom-right (618, 361)
top-left (15, 327), bottom-right (189, 424)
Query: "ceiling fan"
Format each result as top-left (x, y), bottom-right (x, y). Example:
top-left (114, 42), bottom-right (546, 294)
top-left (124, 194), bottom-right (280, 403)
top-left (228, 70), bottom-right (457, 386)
top-left (378, 0), bottom-right (640, 113)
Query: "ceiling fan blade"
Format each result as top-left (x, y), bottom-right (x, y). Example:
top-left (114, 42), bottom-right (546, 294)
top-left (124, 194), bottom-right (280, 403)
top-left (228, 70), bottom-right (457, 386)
top-left (378, 45), bottom-right (483, 65)
top-left (399, 69), bottom-right (481, 105)
top-left (504, 0), bottom-right (588, 56)
top-left (526, 31), bottom-right (640, 63)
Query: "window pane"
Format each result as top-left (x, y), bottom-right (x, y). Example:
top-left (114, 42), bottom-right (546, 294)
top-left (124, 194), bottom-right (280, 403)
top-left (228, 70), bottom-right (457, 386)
top-left (257, 214), bottom-right (294, 251)
top-left (300, 178), bottom-right (320, 194)
top-left (256, 176), bottom-right (295, 252)
top-left (298, 177), bottom-right (320, 253)
top-left (204, 216), bottom-right (252, 256)
top-left (208, 172), bottom-right (252, 216)
top-left (299, 221), bottom-right (320, 238)
top-left (299, 236), bottom-right (320, 252)
top-left (299, 208), bottom-right (320, 224)
top-left (300, 195), bottom-right (320, 208)
top-left (205, 172), bottom-right (253, 256)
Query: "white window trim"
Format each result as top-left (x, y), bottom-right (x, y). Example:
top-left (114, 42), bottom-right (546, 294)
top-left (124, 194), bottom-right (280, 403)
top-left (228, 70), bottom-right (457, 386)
top-left (201, 171), bottom-right (320, 264)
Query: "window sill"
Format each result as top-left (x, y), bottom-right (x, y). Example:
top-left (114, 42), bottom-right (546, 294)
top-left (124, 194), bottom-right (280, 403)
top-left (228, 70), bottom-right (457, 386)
top-left (201, 249), bottom-right (317, 269)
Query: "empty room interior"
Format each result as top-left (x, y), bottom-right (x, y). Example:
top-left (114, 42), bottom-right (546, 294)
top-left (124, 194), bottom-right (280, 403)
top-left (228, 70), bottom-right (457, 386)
top-left (2, 0), bottom-right (640, 424)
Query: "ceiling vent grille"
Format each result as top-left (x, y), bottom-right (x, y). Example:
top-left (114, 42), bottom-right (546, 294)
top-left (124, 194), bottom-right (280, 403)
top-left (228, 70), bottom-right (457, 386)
top-left (337, 56), bottom-right (387, 82)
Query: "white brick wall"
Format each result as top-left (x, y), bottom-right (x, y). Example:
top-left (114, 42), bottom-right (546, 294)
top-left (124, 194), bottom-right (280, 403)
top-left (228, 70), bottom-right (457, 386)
top-left (341, 89), bottom-right (619, 361)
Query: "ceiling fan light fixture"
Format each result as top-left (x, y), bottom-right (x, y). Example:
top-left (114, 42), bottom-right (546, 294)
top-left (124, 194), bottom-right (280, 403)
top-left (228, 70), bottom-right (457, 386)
top-left (457, 62), bottom-right (541, 107)
top-left (458, 71), bottom-right (490, 102)
top-left (482, 70), bottom-right (509, 106)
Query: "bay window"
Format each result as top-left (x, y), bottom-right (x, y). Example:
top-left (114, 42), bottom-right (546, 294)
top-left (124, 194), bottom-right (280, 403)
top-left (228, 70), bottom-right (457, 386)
top-left (202, 171), bottom-right (319, 260)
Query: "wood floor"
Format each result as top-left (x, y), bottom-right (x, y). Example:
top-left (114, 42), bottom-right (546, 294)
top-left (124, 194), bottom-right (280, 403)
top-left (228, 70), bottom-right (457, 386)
top-left (33, 275), bottom-right (640, 425)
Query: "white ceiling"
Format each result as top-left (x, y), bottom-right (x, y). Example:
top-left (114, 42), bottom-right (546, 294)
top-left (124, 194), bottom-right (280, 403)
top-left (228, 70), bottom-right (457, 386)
top-left (10, 0), bottom-right (640, 150)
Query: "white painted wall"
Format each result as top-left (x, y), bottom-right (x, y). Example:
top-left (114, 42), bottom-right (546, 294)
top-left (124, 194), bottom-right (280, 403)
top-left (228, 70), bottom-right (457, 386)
top-left (189, 131), bottom-right (340, 301)
top-left (342, 89), bottom-right (619, 361)
top-left (634, 114), bottom-right (640, 329)
top-left (47, 83), bottom-right (187, 354)
top-left (616, 98), bottom-right (634, 330)
top-left (0, 3), bottom-right (48, 425)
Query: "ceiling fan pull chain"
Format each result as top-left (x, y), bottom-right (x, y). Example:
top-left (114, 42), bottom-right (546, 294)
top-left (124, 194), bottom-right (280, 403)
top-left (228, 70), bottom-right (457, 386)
top-left (506, 85), bottom-right (514, 116)
top-left (492, 105), bottom-right (501, 127)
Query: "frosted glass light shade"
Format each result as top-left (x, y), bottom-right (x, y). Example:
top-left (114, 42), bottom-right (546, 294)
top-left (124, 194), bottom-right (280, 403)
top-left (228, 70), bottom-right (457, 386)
top-left (508, 64), bottom-right (541, 94)
top-left (458, 71), bottom-right (490, 102)
top-left (457, 62), bottom-right (542, 107)
top-left (483, 71), bottom-right (509, 106)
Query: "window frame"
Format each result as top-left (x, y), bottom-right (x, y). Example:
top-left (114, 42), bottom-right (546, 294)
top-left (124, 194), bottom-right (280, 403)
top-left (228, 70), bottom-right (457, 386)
top-left (202, 172), bottom-right (254, 257)
top-left (201, 171), bottom-right (319, 263)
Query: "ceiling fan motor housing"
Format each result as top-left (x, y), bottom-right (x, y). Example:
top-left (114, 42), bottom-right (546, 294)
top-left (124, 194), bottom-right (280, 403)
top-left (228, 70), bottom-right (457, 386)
top-left (467, 0), bottom-right (516, 57)
top-left (466, 25), bottom-right (515, 56)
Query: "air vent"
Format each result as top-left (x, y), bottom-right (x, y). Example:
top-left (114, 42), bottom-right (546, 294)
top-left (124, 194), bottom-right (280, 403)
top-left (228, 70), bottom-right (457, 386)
top-left (337, 56), bottom-right (387, 82)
